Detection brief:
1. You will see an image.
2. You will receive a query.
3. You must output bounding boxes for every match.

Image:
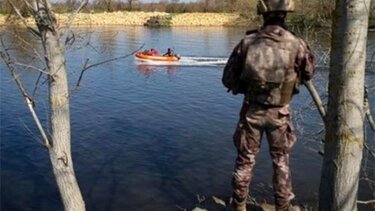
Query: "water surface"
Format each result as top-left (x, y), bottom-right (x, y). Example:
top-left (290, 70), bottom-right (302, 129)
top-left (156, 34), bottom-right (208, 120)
top-left (1, 26), bottom-right (374, 211)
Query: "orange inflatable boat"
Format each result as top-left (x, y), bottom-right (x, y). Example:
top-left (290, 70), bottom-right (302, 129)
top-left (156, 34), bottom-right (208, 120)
top-left (135, 52), bottom-right (180, 62)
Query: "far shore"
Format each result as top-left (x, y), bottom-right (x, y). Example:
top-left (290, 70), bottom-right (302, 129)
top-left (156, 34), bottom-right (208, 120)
top-left (2, 11), bottom-right (373, 29)
top-left (0, 12), bottom-right (253, 27)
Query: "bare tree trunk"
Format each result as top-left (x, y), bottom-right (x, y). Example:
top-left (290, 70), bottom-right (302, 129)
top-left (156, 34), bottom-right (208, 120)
top-left (228, 0), bottom-right (237, 11)
top-left (105, 0), bottom-right (113, 12)
top-left (43, 29), bottom-right (85, 211)
top-left (16, 0), bottom-right (86, 209)
top-left (203, 0), bottom-right (210, 12)
top-left (319, 0), bottom-right (371, 211)
top-left (128, 0), bottom-right (133, 11)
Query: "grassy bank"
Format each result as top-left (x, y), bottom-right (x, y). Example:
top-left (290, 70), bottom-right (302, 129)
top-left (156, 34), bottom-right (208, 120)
top-left (0, 11), bottom-right (373, 28)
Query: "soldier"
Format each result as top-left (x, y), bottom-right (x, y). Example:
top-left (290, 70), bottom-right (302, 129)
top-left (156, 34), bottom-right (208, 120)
top-left (222, 0), bottom-right (315, 211)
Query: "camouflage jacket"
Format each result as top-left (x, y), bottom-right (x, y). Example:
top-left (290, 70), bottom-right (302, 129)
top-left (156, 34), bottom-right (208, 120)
top-left (223, 25), bottom-right (315, 106)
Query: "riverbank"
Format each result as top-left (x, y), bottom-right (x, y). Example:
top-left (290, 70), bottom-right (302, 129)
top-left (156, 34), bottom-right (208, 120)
top-left (1, 11), bottom-right (373, 29)
top-left (0, 12), bottom-right (252, 27)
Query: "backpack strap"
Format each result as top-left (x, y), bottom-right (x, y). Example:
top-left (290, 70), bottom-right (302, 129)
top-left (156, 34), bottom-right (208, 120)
top-left (246, 29), bottom-right (259, 35)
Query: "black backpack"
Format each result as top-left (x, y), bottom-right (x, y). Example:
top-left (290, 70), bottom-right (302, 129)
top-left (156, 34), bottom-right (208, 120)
top-left (222, 50), bottom-right (246, 95)
top-left (222, 30), bottom-right (258, 95)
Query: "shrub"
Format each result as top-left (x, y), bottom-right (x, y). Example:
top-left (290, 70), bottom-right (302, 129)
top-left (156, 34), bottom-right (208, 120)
top-left (144, 15), bottom-right (172, 27)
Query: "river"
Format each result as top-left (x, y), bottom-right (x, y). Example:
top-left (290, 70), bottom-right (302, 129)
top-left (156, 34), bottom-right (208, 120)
top-left (1, 26), bottom-right (374, 211)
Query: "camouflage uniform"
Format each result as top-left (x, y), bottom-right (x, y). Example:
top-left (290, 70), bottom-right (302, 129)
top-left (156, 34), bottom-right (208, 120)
top-left (225, 25), bottom-right (314, 211)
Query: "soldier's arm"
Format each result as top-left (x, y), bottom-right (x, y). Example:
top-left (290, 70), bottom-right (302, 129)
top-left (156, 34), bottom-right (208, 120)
top-left (225, 40), bottom-right (245, 71)
top-left (296, 38), bottom-right (315, 81)
top-left (222, 39), bottom-right (246, 92)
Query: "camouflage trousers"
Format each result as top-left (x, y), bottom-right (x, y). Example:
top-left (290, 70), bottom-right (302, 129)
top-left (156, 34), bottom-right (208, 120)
top-left (232, 102), bottom-right (297, 211)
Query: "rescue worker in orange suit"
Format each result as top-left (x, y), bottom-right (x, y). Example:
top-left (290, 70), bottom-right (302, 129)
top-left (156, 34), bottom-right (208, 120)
top-left (222, 0), bottom-right (315, 210)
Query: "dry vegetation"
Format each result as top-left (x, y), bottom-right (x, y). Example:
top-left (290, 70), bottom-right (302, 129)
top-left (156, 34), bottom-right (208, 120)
top-left (0, 12), bottom-right (250, 26)
top-left (0, 0), bottom-right (374, 27)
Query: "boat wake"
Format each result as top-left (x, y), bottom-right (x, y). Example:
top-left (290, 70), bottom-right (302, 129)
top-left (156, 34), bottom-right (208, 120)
top-left (134, 56), bottom-right (228, 67)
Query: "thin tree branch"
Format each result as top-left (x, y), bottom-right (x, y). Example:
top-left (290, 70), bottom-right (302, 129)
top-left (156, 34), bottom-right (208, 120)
top-left (75, 58), bottom-right (89, 87)
top-left (30, 0), bottom-right (38, 11)
top-left (357, 199), bottom-right (375, 204)
top-left (0, 40), bottom-right (50, 148)
top-left (41, 0), bottom-right (52, 12)
top-left (32, 71), bottom-right (44, 97)
top-left (74, 43), bottom-right (145, 88)
top-left (11, 32), bottom-right (44, 62)
top-left (360, 177), bottom-right (375, 184)
top-left (21, 0), bottom-right (36, 12)
top-left (364, 143), bottom-right (375, 158)
top-left (365, 108), bottom-right (375, 131)
top-left (7, 0), bottom-right (41, 37)
top-left (41, 0), bottom-right (57, 30)
top-left (35, 0), bottom-right (41, 11)
top-left (364, 86), bottom-right (375, 131)
top-left (64, 31), bottom-right (76, 47)
top-left (19, 117), bottom-right (43, 144)
top-left (13, 61), bottom-right (50, 74)
top-left (304, 80), bottom-right (327, 121)
top-left (25, 96), bottom-right (50, 148)
top-left (1, 47), bottom-right (28, 98)
top-left (67, 0), bottom-right (88, 27)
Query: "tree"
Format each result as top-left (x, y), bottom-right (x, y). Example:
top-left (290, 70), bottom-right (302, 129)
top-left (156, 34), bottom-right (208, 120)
top-left (104, 0), bottom-right (113, 12)
top-left (319, 0), bottom-right (371, 210)
top-left (127, 0), bottom-right (138, 11)
top-left (1, 2), bottom-right (141, 209)
top-left (202, 0), bottom-right (211, 12)
top-left (227, 0), bottom-right (237, 12)
top-left (1, 1), bottom-right (88, 210)
top-left (66, 0), bottom-right (76, 8)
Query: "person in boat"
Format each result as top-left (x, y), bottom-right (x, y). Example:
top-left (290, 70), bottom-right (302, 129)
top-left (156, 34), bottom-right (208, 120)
top-left (148, 48), bottom-right (159, 56)
top-left (222, 0), bottom-right (315, 210)
top-left (163, 48), bottom-right (174, 57)
top-left (142, 48), bottom-right (159, 56)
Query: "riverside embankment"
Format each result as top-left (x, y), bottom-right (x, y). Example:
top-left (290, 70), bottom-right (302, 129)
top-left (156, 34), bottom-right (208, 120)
top-left (0, 12), bottom-right (252, 27)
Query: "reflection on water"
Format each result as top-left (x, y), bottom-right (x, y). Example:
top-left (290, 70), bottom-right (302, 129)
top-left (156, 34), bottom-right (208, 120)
top-left (1, 26), bottom-right (374, 211)
top-left (136, 64), bottom-right (177, 79)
